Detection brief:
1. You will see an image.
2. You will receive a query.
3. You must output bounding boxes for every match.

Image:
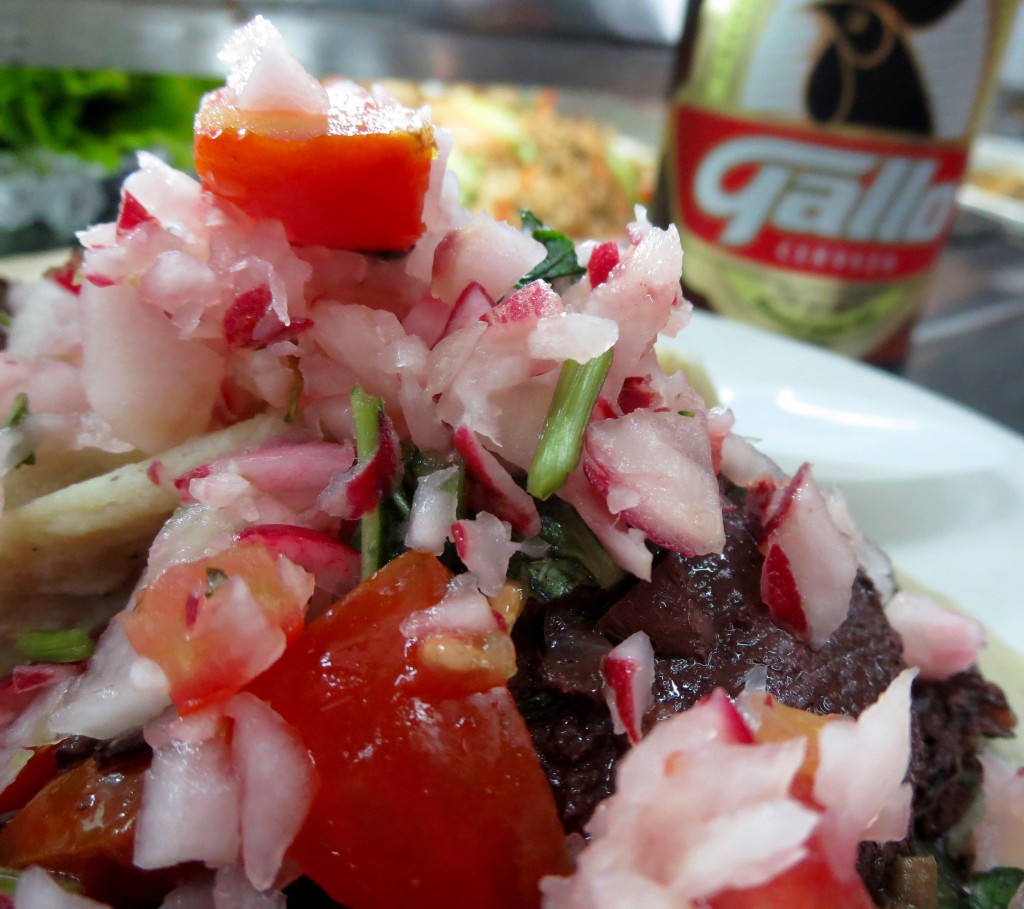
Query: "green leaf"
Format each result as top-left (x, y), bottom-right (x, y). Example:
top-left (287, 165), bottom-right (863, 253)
top-left (516, 209), bottom-right (586, 288)
top-left (511, 498), bottom-right (625, 603)
top-left (205, 567), bottom-right (228, 597)
top-left (967, 867), bottom-right (1024, 909)
top-left (527, 348), bottom-right (613, 500)
top-left (16, 628), bottom-right (94, 664)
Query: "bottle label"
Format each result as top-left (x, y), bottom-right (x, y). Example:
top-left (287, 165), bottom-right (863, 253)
top-left (665, 0), bottom-right (1015, 356)
top-left (675, 105), bottom-right (967, 282)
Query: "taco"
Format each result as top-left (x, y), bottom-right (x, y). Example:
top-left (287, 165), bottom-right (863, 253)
top-left (0, 17), bottom-right (1019, 909)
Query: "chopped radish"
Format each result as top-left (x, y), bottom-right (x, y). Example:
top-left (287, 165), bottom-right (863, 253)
top-left (527, 313), bottom-right (618, 363)
top-left (812, 669), bottom-right (915, 880)
top-left (235, 525), bottom-right (360, 596)
top-left (542, 689), bottom-right (818, 906)
top-left (719, 433), bottom-right (786, 491)
top-left (884, 591), bottom-right (985, 681)
top-left (451, 512), bottom-right (519, 597)
top-left (14, 865), bottom-right (110, 908)
top-left (400, 574), bottom-right (501, 640)
top-left (583, 409), bottom-right (724, 557)
top-left (559, 472), bottom-right (653, 581)
top-left (431, 214), bottom-right (545, 306)
top-left (615, 376), bottom-right (658, 415)
top-left (452, 424), bottom-right (540, 537)
top-left (973, 751), bottom-right (1024, 872)
top-left (759, 464), bottom-right (858, 650)
top-left (602, 631), bottom-right (655, 745)
top-left (317, 409), bottom-right (400, 520)
top-left (586, 241), bottom-right (620, 287)
top-left (442, 281), bottom-right (494, 337)
top-left (218, 16), bottom-right (329, 116)
top-left (482, 280), bottom-right (563, 325)
top-left (116, 189), bottom-right (156, 238)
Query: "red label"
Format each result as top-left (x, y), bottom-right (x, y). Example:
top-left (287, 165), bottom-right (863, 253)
top-left (673, 105), bottom-right (968, 281)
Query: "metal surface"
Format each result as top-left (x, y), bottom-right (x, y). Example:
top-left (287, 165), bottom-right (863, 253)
top-left (907, 212), bottom-right (1024, 435)
top-left (1, 0), bottom-right (678, 96)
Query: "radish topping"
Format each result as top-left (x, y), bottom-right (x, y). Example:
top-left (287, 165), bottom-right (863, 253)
top-left (541, 689), bottom-right (818, 906)
top-left (812, 669), bottom-right (916, 880)
top-left (884, 591), bottom-right (985, 681)
top-left (719, 433), bottom-right (787, 493)
top-left (235, 525), bottom-right (360, 597)
top-left (452, 424), bottom-right (541, 537)
top-left (527, 313), bottom-right (618, 364)
top-left (451, 512), bottom-right (519, 597)
top-left (482, 280), bottom-right (563, 326)
top-left (442, 281), bottom-right (494, 337)
top-left (601, 630), bottom-right (655, 745)
top-left (218, 15), bottom-right (329, 116)
top-left (586, 241), bottom-right (620, 287)
top-left (317, 409), bottom-right (400, 520)
top-left (973, 751), bottom-right (1024, 872)
top-left (116, 190), bottom-right (156, 238)
top-left (583, 409), bottom-right (724, 557)
top-left (759, 464), bottom-right (858, 650)
top-left (431, 214), bottom-right (546, 306)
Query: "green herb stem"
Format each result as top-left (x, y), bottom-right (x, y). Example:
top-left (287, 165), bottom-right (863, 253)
top-left (527, 348), bottom-right (613, 501)
top-left (351, 386), bottom-right (384, 580)
top-left (16, 628), bottom-right (94, 664)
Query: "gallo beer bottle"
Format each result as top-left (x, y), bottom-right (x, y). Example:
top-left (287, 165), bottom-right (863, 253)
top-left (653, 0), bottom-right (1017, 366)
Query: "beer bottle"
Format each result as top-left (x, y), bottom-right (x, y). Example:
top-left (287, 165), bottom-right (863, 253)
top-left (652, 0), bottom-right (1018, 368)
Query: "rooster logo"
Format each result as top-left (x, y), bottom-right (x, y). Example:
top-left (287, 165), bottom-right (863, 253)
top-left (806, 0), bottom-right (967, 136)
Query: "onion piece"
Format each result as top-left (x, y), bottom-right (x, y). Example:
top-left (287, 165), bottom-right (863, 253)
top-left (225, 693), bottom-right (317, 892)
top-left (134, 713), bottom-right (241, 870)
top-left (14, 865), bottom-right (111, 908)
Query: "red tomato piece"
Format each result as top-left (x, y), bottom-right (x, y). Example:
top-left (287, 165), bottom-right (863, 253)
top-left (121, 542), bottom-right (313, 714)
top-left (248, 550), bottom-right (571, 909)
top-left (0, 745), bottom-right (59, 816)
top-left (708, 837), bottom-right (877, 909)
top-left (194, 88), bottom-right (434, 252)
top-left (0, 756), bottom-right (184, 907)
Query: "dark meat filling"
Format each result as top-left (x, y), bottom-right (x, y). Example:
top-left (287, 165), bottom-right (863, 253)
top-left (510, 485), bottom-right (1016, 893)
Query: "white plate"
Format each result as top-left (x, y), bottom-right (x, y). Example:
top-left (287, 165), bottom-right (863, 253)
top-left (664, 311), bottom-right (1024, 657)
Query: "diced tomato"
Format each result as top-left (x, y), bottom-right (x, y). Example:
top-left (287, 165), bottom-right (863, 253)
top-left (194, 87), bottom-right (434, 252)
top-left (708, 835), bottom-right (877, 909)
top-left (751, 696), bottom-right (832, 802)
top-left (0, 745), bottom-right (59, 816)
top-left (0, 756), bottom-right (183, 907)
top-left (121, 542), bottom-right (313, 714)
top-left (248, 550), bottom-right (571, 909)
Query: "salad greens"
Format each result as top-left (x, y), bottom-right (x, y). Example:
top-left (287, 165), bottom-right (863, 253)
top-left (516, 210), bottom-right (587, 287)
top-left (513, 498), bottom-right (626, 603)
top-left (0, 67), bottom-right (216, 172)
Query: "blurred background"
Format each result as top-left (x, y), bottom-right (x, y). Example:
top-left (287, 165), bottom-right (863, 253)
top-left (2, 0), bottom-right (1024, 430)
